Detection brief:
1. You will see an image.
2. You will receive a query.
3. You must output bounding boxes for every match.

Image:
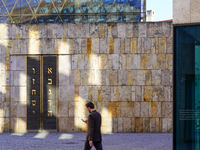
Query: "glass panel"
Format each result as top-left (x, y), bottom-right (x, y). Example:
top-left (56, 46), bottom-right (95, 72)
top-left (37, 0), bottom-right (56, 14)
top-left (0, 16), bottom-right (8, 23)
top-left (110, 0), bottom-right (132, 13)
top-left (86, 0), bottom-right (105, 14)
top-left (106, 14), bottom-right (118, 22)
top-left (36, 15), bottom-right (57, 23)
top-left (53, 0), bottom-right (65, 13)
top-left (11, 15), bottom-right (21, 23)
top-left (28, 0), bottom-right (41, 13)
top-left (12, 0), bottom-right (32, 14)
top-left (174, 25), bottom-right (200, 150)
top-left (102, 0), bottom-right (114, 12)
top-left (76, 0), bottom-right (90, 13)
top-left (60, 15), bottom-right (82, 22)
top-left (128, 0), bottom-right (140, 12)
top-left (61, 0), bottom-right (82, 14)
top-left (0, 0), bottom-right (8, 14)
top-left (3, 0), bottom-right (16, 13)
top-left (21, 16), bottom-right (33, 23)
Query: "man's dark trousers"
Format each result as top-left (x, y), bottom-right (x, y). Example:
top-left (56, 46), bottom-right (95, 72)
top-left (84, 141), bottom-right (103, 150)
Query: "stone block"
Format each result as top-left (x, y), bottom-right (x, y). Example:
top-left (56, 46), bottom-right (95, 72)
top-left (39, 24), bottom-right (48, 38)
top-left (58, 101), bottom-right (68, 117)
top-left (117, 117), bottom-right (123, 132)
top-left (161, 70), bottom-right (171, 85)
top-left (127, 54), bottom-right (133, 69)
top-left (2, 118), bottom-right (9, 132)
top-left (74, 86), bottom-right (79, 102)
top-left (59, 86), bottom-right (74, 102)
top-left (107, 102), bottom-right (117, 117)
top-left (132, 118), bottom-right (136, 132)
top-left (134, 102), bottom-right (140, 117)
top-left (164, 86), bottom-right (171, 101)
top-left (158, 86), bottom-right (164, 102)
top-left (99, 23), bottom-right (108, 38)
top-left (131, 86), bottom-right (136, 101)
top-left (137, 70), bottom-right (145, 85)
top-left (145, 70), bottom-right (152, 85)
top-left (17, 101), bottom-right (26, 118)
top-left (118, 23), bottom-right (126, 38)
top-left (101, 117), bottom-right (112, 133)
top-left (141, 102), bottom-right (149, 117)
top-left (59, 118), bottom-right (74, 132)
top-left (112, 118), bottom-right (118, 133)
top-left (165, 102), bottom-right (172, 118)
top-left (109, 70), bottom-right (118, 85)
top-left (28, 39), bottom-right (41, 54)
top-left (126, 23), bottom-right (133, 37)
top-left (114, 38), bottom-right (120, 54)
top-left (112, 54), bottom-right (119, 69)
top-left (18, 118), bottom-right (26, 132)
top-left (167, 118), bottom-right (173, 133)
top-left (118, 70), bottom-right (127, 85)
top-left (160, 118), bottom-right (168, 133)
top-left (158, 38), bottom-right (166, 53)
top-left (166, 38), bottom-right (172, 54)
top-left (143, 118), bottom-right (150, 132)
top-left (101, 70), bottom-right (109, 85)
top-left (79, 86), bottom-right (88, 101)
top-left (120, 86), bottom-right (131, 101)
top-left (75, 23), bottom-right (86, 38)
top-left (111, 86), bottom-right (119, 101)
top-left (130, 38), bottom-right (138, 53)
top-left (125, 38), bottom-right (131, 53)
top-left (152, 70), bottom-right (161, 85)
top-left (73, 39), bottom-right (82, 54)
top-left (100, 38), bottom-right (108, 54)
top-left (78, 54), bottom-right (85, 70)
top-left (90, 23), bottom-right (99, 38)
top-left (11, 102), bottom-right (18, 118)
top-left (10, 118), bottom-right (18, 132)
top-left (191, 0), bottom-right (200, 22)
top-left (43, 39), bottom-right (55, 54)
top-left (132, 23), bottom-right (139, 37)
top-left (150, 102), bottom-right (157, 117)
top-left (99, 54), bottom-right (108, 69)
top-left (111, 24), bottom-right (118, 38)
top-left (132, 54), bottom-right (140, 69)
top-left (138, 23), bottom-right (146, 37)
top-left (68, 23), bottom-right (76, 38)
top-left (0, 102), bottom-right (4, 117)
top-left (144, 86), bottom-right (153, 101)
top-left (120, 38), bottom-right (125, 53)
top-left (69, 102), bottom-right (74, 117)
top-left (81, 39), bottom-right (87, 54)
top-left (166, 54), bottom-right (173, 70)
top-left (3, 102), bottom-right (9, 118)
top-left (91, 38), bottom-right (100, 54)
top-left (135, 118), bottom-right (143, 132)
top-left (123, 118), bottom-right (132, 133)
top-left (135, 86), bottom-right (143, 101)
top-left (173, 0), bottom-right (190, 24)
top-left (20, 39), bottom-right (28, 54)
top-left (14, 71), bottom-right (26, 86)
top-left (150, 118), bottom-right (156, 132)
top-left (80, 70), bottom-right (88, 85)
top-left (140, 54), bottom-right (147, 69)
top-left (109, 38), bottom-right (114, 54)
top-left (155, 118), bottom-right (160, 132)
top-left (0, 24), bottom-right (8, 39)
top-left (10, 87), bottom-right (26, 102)
top-left (74, 70), bottom-right (81, 85)
top-left (102, 86), bottom-right (111, 101)
top-left (47, 24), bottom-right (58, 38)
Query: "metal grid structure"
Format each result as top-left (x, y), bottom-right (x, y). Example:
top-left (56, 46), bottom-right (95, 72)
top-left (0, 0), bottom-right (146, 23)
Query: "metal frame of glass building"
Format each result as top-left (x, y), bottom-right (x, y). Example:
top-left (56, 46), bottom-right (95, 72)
top-left (0, 0), bottom-right (146, 23)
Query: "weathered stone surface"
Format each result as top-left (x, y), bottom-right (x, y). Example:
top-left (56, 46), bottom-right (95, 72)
top-left (120, 38), bottom-right (125, 53)
top-left (145, 70), bottom-right (152, 85)
top-left (130, 38), bottom-right (137, 53)
top-left (69, 102), bottom-right (74, 117)
top-left (137, 70), bottom-right (145, 85)
top-left (158, 86), bottom-right (164, 102)
top-left (68, 23), bottom-right (76, 38)
top-left (135, 118), bottom-right (143, 132)
top-left (118, 70), bottom-right (127, 85)
top-left (99, 23), bottom-right (108, 38)
top-left (109, 70), bottom-right (118, 85)
top-left (138, 23), bottom-right (147, 37)
top-left (140, 54), bottom-right (147, 69)
top-left (152, 70), bottom-right (161, 85)
top-left (150, 118), bottom-right (156, 132)
top-left (143, 118), bottom-right (150, 132)
top-left (112, 118), bottom-right (118, 133)
top-left (125, 38), bottom-right (130, 53)
top-left (123, 118), bottom-right (132, 132)
top-left (102, 86), bottom-right (111, 101)
top-left (13, 71), bottom-right (26, 86)
top-left (141, 102), bottom-right (149, 117)
top-left (59, 86), bottom-right (74, 101)
top-left (90, 23), bottom-right (99, 38)
top-left (111, 86), bottom-right (119, 101)
top-left (126, 23), bottom-right (133, 37)
top-left (100, 38), bottom-right (108, 54)
top-left (120, 86), bottom-right (131, 101)
top-left (59, 118), bottom-right (74, 132)
top-left (91, 38), bottom-right (99, 54)
top-left (58, 101), bottom-right (68, 117)
top-left (166, 54), bottom-right (173, 70)
top-left (73, 39), bottom-right (82, 54)
top-left (161, 70), bottom-right (171, 85)
top-left (131, 86), bottom-right (136, 101)
top-left (118, 23), bottom-right (126, 38)
top-left (134, 102), bottom-right (141, 117)
top-left (135, 86), bottom-right (143, 101)
top-left (101, 70), bottom-right (109, 85)
top-left (117, 117), bottom-right (123, 132)
top-left (158, 38), bottom-right (166, 53)
top-left (10, 87), bottom-right (26, 102)
top-left (144, 86), bottom-right (153, 101)
top-left (114, 38), bottom-right (120, 54)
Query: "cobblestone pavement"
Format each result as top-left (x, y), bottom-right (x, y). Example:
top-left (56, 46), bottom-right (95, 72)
top-left (0, 133), bottom-right (172, 150)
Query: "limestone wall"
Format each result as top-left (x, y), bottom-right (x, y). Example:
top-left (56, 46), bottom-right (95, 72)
top-left (0, 22), bottom-right (173, 133)
top-left (173, 0), bottom-right (200, 24)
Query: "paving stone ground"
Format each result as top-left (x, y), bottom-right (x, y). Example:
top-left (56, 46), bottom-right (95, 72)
top-left (0, 133), bottom-right (172, 150)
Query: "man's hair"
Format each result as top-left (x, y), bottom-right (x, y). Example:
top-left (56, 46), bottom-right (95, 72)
top-left (85, 102), bottom-right (94, 109)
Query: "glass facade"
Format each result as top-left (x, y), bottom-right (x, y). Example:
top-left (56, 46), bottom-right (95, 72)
top-left (174, 25), bottom-right (200, 150)
top-left (0, 0), bottom-right (146, 23)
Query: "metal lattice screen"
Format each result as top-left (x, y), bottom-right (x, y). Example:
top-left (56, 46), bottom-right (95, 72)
top-left (0, 0), bottom-right (146, 23)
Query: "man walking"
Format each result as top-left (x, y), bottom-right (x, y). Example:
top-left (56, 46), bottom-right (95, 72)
top-left (83, 102), bottom-right (103, 150)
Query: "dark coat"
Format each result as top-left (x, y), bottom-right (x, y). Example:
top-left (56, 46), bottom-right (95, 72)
top-left (86, 110), bottom-right (102, 142)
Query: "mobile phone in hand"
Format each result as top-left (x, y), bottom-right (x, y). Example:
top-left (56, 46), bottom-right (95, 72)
top-left (81, 119), bottom-right (86, 122)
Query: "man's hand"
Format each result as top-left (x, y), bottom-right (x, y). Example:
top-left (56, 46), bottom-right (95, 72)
top-left (85, 120), bottom-right (88, 124)
top-left (89, 141), bottom-right (93, 147)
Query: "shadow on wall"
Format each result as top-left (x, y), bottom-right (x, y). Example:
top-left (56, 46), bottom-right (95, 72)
top-left (0, 23), bottom-right (113, 133)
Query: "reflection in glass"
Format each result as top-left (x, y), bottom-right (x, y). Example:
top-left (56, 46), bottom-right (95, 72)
top-left (174, 25), bottom-right (200, 150)
top-left (0, 0), bottom-right (145, 23)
